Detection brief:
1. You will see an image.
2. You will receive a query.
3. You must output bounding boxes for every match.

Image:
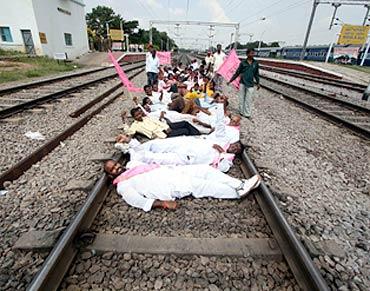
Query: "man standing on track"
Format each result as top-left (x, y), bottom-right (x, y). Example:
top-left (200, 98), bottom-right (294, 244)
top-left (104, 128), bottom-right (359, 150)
top-left (146, 44), bottom-right (160, 86)
top-left (228, 48), bottom-right (260, 118)
top-left (213, 44), bottom-right (226, 91)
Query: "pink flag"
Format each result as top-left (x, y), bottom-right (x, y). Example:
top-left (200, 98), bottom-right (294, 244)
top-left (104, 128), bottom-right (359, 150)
top-left (156, 51), bottom-right (172, 65)
top-left (108, 51), bottom-right (143, 92)
top-left (217, 49), bottom-right (241, 89)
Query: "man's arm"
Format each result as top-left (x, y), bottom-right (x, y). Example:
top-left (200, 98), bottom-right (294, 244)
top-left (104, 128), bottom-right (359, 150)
top-left (228, 63), bottom-right (243, 83)
top-left (213, 144), bottom-right (225, 153)
top-left (192, 118), bottom-right (212, 129)
top-left (254, 62), bottom-right (260, 89)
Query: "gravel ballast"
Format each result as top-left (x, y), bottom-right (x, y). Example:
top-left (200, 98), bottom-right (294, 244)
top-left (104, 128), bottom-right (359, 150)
top-left (60, 253), bottom-right (298, 290)
top-left (0, 64), bottom-right (143, 173)
top-left (0, 71), bottom-right (146, 290)
top-left (224, 83), bottom-right (369, 290)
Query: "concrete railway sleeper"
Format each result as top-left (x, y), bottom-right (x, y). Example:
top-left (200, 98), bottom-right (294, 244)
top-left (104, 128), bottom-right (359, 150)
top-left (23, 149), bottom-right (329, 291)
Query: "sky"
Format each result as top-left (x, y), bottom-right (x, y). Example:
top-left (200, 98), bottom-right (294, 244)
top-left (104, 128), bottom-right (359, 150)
top-left (84, 0), bottom-right (368, 49)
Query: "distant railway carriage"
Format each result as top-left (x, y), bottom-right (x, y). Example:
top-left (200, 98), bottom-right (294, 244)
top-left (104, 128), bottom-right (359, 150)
top-left (235, 44), bottom-right (370, 66)
top-left (281, 45), bottom-right (329, 62)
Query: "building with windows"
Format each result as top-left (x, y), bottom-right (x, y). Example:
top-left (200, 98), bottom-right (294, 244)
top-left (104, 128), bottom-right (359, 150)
top-left (0, 0), bottom-right (89, 59)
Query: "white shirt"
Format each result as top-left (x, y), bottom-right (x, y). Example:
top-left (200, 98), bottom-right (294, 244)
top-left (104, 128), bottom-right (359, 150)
top-left (205, 55), bottom-right (214, 65)
top-left (191, 62), bottom-right (199, 70)
top-left (213, 51), bottom-right (226, 71)
top-left (146, 52), bottom-right (160, 73)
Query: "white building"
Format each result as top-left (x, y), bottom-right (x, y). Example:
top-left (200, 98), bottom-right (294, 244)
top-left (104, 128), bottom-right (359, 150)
top-left (0, 0), bottom-right (89, 59)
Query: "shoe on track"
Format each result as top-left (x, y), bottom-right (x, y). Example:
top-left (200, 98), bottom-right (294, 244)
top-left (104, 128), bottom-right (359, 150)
top-left (238, 175), bottom-right (261, 197)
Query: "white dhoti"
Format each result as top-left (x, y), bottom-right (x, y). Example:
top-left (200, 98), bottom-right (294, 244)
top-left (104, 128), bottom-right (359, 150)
top-left (116, 164), bottom-right (242, 211)
top-left (127, 136), bottom-right (234, 172)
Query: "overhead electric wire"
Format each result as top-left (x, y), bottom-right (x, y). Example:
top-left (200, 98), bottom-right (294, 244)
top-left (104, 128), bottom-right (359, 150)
top-left (239, 0), bottom-right (285, 24)
top-left (240, 0), bottom-right (310, 29)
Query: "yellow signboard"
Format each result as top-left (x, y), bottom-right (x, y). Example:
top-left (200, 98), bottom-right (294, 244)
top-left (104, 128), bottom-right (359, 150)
top-left (109, 29), bottom-right (124, 41)
top-left (337, 24), bottom-right (370, 45)
top-left (39, 32), bottom-right (47, 44)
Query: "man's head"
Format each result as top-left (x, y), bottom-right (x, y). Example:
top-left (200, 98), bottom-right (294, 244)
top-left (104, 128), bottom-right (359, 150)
top-left (142, 97), bottom-right (153, 106)
top-left (116, 134), bottom-right (131, 144)
top-left (192, 83), bottom-right (200, 91)
top-left (104, 160), bottom-right (124, 178)
top-left (151, 50), bottom-right (156, 57)
top-left (152, 82), bottom-right (159, 92)
top-left (147, 44), bottom-right (153, 52)
top-left (217, 44), bottom-right (222, 53)
top-left (143, 84), bottom-right (152, 96)
top-left (168, 96), bottom-right (185, 112)
top-left (229, 115), bottom-right (241, 126)
top-left (246, 48), bottom-right (255, 59)
top-left (130, 107), bottom-right (144, 121)
top-left (213, 93), bottom-right (224, 103)
top-left (207, 51), bottom-right (211, 56)
top-left (227, 141), bottom-right (244, 155)
top-left (177, 83), bottom-right (187, 96)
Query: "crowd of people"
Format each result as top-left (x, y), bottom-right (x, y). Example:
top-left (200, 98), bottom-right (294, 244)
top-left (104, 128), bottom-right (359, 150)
top-left (104, 44), bottom-right (262, 212)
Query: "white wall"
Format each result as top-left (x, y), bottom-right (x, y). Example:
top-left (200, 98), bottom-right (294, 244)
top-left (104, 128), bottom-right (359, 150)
top-left (0, 0), bottom-right (43, 54)
top-left (32, 0), bottom-right (89, 59)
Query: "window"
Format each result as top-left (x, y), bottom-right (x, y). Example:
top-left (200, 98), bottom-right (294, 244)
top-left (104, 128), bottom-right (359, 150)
top-left (64, 33), bottom-right (72, 46)
top-left (0, 27), bottom-right (13, 42)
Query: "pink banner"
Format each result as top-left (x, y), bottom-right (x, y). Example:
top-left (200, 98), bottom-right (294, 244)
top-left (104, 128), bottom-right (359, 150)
top-left (108, 51), bottom-right (143, 92)
top-left (157, 51), bottom-right (172, 65)
top-left (217, 49), bottom-right (241, 89)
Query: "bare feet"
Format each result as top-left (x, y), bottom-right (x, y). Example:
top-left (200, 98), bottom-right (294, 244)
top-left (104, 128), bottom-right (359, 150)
top-left (121, 110), bottom-right (127, 123)
top-left (162, 201), bottom-right (177, 210)
top-left (132, 96), bottom-right (139, 105)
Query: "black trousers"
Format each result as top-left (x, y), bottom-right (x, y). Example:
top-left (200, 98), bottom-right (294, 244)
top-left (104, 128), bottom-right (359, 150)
top-left (165, 120), bottom-right (200, 137)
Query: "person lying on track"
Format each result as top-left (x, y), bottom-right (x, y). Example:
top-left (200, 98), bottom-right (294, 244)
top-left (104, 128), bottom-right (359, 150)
top-left (114, 135), bottom-right (243, 172)
top-left (104, 160), bottom-right (262, 212)
top-left (123, 107), bottom-right (200, 139)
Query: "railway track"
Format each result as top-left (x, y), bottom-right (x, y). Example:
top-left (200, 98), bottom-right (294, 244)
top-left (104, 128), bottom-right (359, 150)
top-left (0, 60), bottom-right (144, 119)
top-left (23, 153), bottom-right (328, 290)
top-left (0, 65), bottom-right (145, 187)
top-left (260, 65), bottom-right (367, 93)
top-left (260, 75), bottom-right (370, 139)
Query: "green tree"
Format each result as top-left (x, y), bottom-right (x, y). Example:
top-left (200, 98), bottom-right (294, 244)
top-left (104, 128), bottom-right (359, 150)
top-left (86, 5), bottom-right (177, 50)
top-left (86, 6), bottom-right (139, 37)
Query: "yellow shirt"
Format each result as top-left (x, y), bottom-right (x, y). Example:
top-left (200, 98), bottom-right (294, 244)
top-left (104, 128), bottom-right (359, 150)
top-left (185, 91), bottom-right (204, 100)
top-left (126, 117), bottom-right (169, 139)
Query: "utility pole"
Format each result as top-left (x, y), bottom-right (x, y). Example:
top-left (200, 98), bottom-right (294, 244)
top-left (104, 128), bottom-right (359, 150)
top-left (234, 23), bottom-right (240, 49)
top-left (329, 3), bottom-right (341, 29)
top-left (149, 21), bottom-right (153, 44)
top-left (300, 0), bottom-right (319, 60)
top-left (363, 4), bottom-right (370, 25)
top-left (301, 0), bottom-right (370, 61)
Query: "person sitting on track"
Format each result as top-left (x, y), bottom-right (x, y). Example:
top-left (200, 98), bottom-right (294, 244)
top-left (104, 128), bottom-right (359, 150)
top-left (104, 160), bottom-right (262, 211)
top-left (123, 107), bottom-right (200, 139)
top-left (114, 134), bottom-right (243, 172)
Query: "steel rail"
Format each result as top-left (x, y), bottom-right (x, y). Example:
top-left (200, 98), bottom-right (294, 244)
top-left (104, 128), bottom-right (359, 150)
top-left (260, 65), bottom-right (366, 92)
top-left (0, 69), bottom-right (142, 188)
top-left (69, 68), bottom-right (145, 118)
top-left (261, 75), bottom-right (370, 114)
top-left (0, 67), bottom-right (109, 96)
top-left (26, 154), bottom-right (121, 291)
top-left (0, 58), bottom-right (144, 96)
top-left (0, 62), bottom-right (145, 119)
top-left (240, 151), bottom-right (329, 291)
top-left (260, 80), bottom-right (370, 139)
top-left (26, 149), bottom-right (330, 291)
